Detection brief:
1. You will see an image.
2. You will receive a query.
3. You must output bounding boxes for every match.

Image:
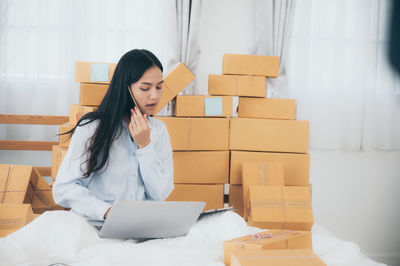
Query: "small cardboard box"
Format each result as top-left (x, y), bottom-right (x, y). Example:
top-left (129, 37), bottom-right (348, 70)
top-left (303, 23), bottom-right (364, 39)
top-left (154, 63), bottom-right (195, 115)
top-left (166, 184), bottom-right (224, 210)
top-left (242, 162), bottom-right (284, 220)
top-left (224, 229), bottom-right (312, 266)
top-left (59, 123), bottom-right (74, 148)
top-left (0, 204), bottom-right (34, 237)
top-left (248, 185), bottom-right (314, 231)
top-left (229, 184), bottom-right (244, 217)
top-left (32, 168), bottom-right (65, 214)
top-left (222, 54), bottom-right (280, 77)
top-left (156, 117), bottom-right (229, 151)
top-left (69, 104), bottom-right (98, 126)
top-left (75, 61), bottom-right (117, 84)
top-left (175, 95), bottom-right (233, 117)
top-left (230, 151), bottom-right (310, 186)
top-left (80, 83), bottom-right (108, 106)
top-left (173, 151), bottom-right (229, 183)
top-left (51, 146), bottom-right (67, 181)
top-left (229, 118), bottom-right (309, 154)
top-left (230, 249), bottom-right (326, 266)
top-left (0, 165), bottom-right (39, 204)
top-left (208, 74), bottom-right (266, 97)
top-left (238, 97), bottom-right (296, 120)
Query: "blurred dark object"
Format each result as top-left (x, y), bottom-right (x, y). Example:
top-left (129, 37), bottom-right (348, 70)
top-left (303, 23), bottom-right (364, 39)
top-left (389, 0), bottom-right (400, 74)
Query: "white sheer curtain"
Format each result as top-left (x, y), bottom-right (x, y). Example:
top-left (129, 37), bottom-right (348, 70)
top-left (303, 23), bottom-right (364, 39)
top-left (287, 0), bottom-right (400, 150)
top-left (254, 0), bottom-right (297, 98)
top-left (0, 0), bottom-right (178, 163)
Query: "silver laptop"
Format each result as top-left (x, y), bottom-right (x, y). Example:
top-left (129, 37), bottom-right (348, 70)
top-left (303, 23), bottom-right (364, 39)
top-left (96, 200), bottom-right (205, 239)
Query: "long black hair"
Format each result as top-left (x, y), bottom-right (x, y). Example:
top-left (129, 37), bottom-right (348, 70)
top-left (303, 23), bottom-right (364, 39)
top-left (63, 49), bottom-right (163, 178)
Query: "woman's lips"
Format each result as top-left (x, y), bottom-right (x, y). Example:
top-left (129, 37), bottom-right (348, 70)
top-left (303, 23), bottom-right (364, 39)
top-left (146, 103), bottom-right (157, 110)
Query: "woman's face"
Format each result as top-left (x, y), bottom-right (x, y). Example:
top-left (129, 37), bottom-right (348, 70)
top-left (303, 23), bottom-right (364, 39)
top-left (129, 66), bottom-right (163, 115)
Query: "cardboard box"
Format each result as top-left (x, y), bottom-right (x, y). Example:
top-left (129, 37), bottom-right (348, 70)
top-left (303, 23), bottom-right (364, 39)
top-left (229, 185), bottom-right (244, 217)
top-left (69, 104), bottom-right (98, 126)
top-left (166, 184), bottom-right (224, 210)
top-left (32, 168), bottom-right (65, 214)
top-left (154, 63), bottom-right (195, 115)
top-left (238, 97), bottom-right (296, 120)
top-left (175, 95), bottom-right (233, 117)
top-left (80, 83), bottom-right (108, 106)
top-left (208, 75), bottom-right (266, 97)
top-left (75, 61), bottom-right (117, 84)
top-left (222, 54), bottom-right (280, 77)
top-left (229, 118), bottom-right (309, 154)
top-left (230, 151), bottom-right (310, 186)
top-left (0, 204), bottom-right (34, 237)
top-left (173, 151), bottom-right (229, 183)
top-left (156, 117), bottom-right (229, 151)
top-left (230, 249), bottom-right (325, 266)
top-left (58, 123), bottom-right (74, 148)
top-left (0, 165), bottom-right (39, 204)
top-left (51, 146), bottom-right (67, 181)
top-left (224, 229), bottom-right (312, 266)
top-left (248, 185), bottom-right (314, 231)
top-left (242, 162), bottom-right (284, 220)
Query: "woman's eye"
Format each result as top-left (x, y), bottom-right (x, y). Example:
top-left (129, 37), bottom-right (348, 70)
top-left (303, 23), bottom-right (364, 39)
top-left (140, 88), bottom-right (150, 91)
top-left (156, 86), bottom-right (162, 90)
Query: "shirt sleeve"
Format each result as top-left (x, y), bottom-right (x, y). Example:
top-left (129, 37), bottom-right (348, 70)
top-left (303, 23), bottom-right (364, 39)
top-left (135, 120), bottom-right (174, 201)
top-left (52, 121), bottom-right (112, 220)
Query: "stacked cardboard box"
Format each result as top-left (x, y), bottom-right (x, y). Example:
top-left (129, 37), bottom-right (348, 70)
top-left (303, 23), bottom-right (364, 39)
top-left (154, 64), bottom-right (227, 210)
top-left (0, 164), bottom-right (50, 237)
top-left (210, 53), bottom-right (319, 264)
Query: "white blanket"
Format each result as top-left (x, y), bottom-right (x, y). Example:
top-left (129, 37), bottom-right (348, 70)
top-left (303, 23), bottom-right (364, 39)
top-left (0, 211), bottom-right (386, 266)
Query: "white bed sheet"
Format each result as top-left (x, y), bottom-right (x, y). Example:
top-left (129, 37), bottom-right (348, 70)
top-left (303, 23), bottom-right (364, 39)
top-left (0, 211), bottom-right (386, 266)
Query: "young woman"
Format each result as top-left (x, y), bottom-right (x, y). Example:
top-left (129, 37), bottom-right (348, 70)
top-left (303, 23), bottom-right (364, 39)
top-left (53, 49), bottom-right (174, 221)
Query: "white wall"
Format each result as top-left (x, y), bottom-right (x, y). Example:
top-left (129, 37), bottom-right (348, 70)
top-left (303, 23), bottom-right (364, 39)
top-left (196, 1), bottom-right (400, 265)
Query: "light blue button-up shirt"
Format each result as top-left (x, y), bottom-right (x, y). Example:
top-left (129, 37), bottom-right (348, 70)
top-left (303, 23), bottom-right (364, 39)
top-left (52, 117), bottom-right (174, 221)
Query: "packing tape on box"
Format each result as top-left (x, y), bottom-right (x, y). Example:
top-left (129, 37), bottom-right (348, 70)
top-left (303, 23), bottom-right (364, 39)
top-left (0, 165), bottom-right (12, 203)
top-left (236, 230), bottom-right (293, 249)
top-left (280, 187), bottom-right (288, 229)
top-left (0, 219), bottom-right (28, 225)
top-left (187, 118), bottom-right (192, 151)
top-left (257, 163), bottom-right (269, 185)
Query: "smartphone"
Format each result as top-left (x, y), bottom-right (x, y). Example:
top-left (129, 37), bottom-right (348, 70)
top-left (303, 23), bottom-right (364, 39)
top-left (127, 86), bottom-right (143, 114)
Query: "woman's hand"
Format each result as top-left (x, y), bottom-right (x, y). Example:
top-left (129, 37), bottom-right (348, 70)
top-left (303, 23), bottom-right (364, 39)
top-left (128, 106), bottom-right (151, 148)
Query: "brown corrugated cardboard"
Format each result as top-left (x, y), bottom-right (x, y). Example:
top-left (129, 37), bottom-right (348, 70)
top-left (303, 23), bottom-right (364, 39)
top-left (173, 151), bottom-right (229, 183)
top-left (80, 83), bottom-right (108, 106)
top-left (51, 146), bottom-right (67, 181)
top-left (69, 104), bottom-right (98, 126)
top-left (166, 184), bottom-right (224, 210)
top-left (175, 95), bottom-right (233, 117)
top-left (229, 118), bottom-right (309, 153)
top-left (0, 204), bottom-right (34, 237)
top-left (242, 162), bottom-right (284, 220)
top-left (222, 54), bottom-right (280, 77)
top-left (154, 63), bottom-right (195, 115)
top-left (238, 97), bottom-right (296, 120)
top-left (59, 123), bottom-right (74, 148)
top-left (208, 75), bottom-right (266, 97)
top-left (75, 61), bottom-right (117, 84)
top-left (224, 229), bottom-right (312, 266)
top-left (230, 151), bottom-right (310, 186)
top-left (229, 185), bottom-right (244, 217)
top-left (230, 249), bottom-right (326, 266)
top-left (32, 168), bottom-right (65, 213)
top-left (0, 165), bottom-right (39, 204)
top-left (156, 117), bottom-right (229, 151)
top-left (248, 185), bottom-right (314, 231)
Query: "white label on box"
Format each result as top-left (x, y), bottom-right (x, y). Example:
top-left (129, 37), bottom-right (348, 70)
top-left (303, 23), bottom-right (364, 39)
top-left (91, 63), bottom-right (109, 82)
